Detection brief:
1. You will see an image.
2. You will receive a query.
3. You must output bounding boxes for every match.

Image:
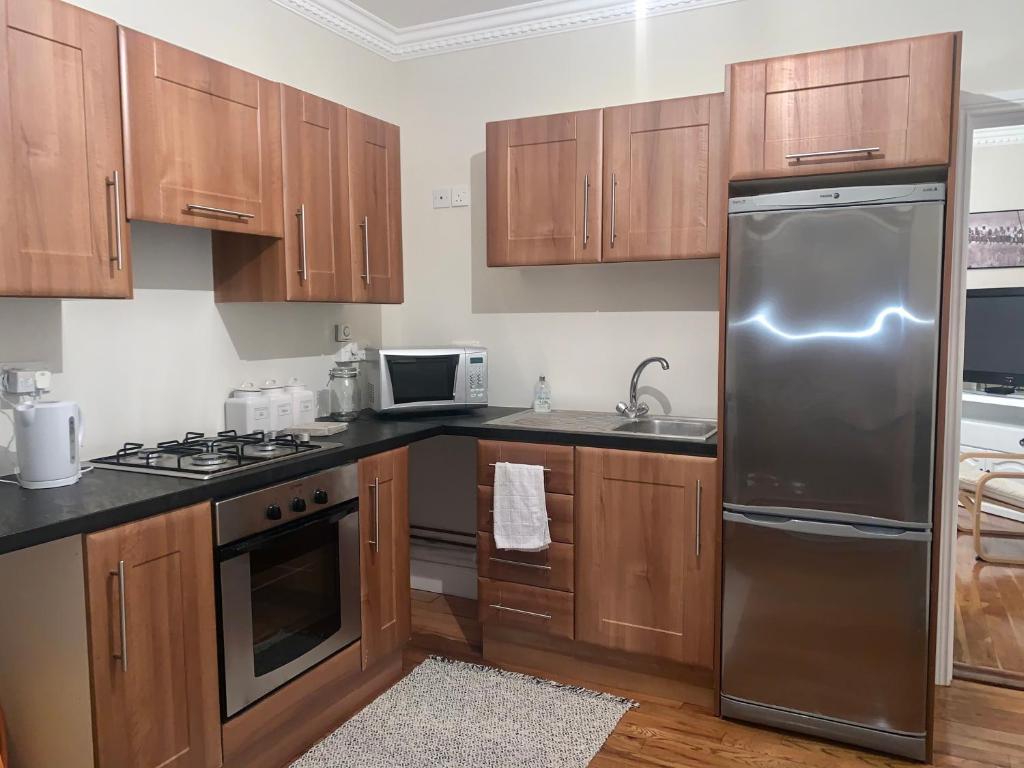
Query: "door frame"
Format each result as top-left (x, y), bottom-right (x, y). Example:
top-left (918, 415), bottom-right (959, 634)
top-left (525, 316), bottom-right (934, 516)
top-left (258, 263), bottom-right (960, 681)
top-left (935, 90), bottom-right (1024, 686)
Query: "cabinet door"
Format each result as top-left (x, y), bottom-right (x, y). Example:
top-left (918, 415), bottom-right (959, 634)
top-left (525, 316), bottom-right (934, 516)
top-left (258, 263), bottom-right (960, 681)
top-left (344, 110), bottom-right (402, 303)
top-left (729, 33), bottom-right (956, 179)
top-left (602, 95), bottom-right (722, 262)
top-left (359, 446), bottom-right (410, 668)
top-left (119, 28), bottom-right (283, 235)
top-left (0, 0), bottom-right (130, 297)
top-left (576, 448), bottom-right (717, 667)
top-left (487, 109), bottom-right (602, 266)
top-left (84, 502), bottom-right (221, 768)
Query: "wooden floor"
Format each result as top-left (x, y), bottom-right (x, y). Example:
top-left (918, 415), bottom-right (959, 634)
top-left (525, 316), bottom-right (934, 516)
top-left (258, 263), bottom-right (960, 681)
top-left (954, 509), bottom-right (1024, 687)
top-left (409, 589), bottom-right (1024, 768)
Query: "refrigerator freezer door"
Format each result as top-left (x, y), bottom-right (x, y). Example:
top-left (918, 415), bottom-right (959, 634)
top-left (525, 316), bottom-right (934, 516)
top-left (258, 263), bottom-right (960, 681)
top-left (725, 200), bottom-right (944, 527)
top-left (720, 511), bottom-right (930, 759)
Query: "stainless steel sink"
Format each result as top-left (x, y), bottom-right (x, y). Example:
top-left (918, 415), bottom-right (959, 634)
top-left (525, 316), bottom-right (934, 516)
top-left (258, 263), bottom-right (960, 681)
top-left (613, 418), bottom-right (717, 440)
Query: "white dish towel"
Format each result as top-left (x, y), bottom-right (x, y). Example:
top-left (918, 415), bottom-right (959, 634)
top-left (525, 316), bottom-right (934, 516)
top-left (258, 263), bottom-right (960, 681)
top-left (492, 462), bottom-right (550, 552)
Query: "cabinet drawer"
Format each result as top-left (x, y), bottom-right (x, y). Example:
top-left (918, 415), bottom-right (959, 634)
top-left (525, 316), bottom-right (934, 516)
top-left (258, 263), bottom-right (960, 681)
top-left (477, 485), bottom-right (574, 544)
top-left (477, 533), bottom-right (574, 592)
top-left (477, 441), bottom-right (574, 494)
top-left (478, 578), bottom-right (574, 639)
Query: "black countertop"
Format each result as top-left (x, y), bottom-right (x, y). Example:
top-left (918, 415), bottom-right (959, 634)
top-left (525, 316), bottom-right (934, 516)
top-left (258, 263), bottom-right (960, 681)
top-left (0, 406), bottom-right (716, 556)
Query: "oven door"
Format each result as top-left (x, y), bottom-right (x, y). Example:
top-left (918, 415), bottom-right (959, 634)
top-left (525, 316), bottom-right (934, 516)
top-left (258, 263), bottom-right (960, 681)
top-left (381, 352), bottom-right (465, 411)
top-left (218, 500), bottom-right (360, 718)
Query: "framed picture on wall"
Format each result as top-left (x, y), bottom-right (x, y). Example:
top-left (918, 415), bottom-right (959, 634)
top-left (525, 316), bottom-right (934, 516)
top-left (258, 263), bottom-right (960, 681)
top-left (967, 209), bottom-right (1024, 269)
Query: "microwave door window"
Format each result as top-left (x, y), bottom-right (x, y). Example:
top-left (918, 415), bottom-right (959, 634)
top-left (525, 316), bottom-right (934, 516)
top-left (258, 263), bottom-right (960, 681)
top-left (386, 355), bottom-right (460, 403)
top-left (249, 518), bottom-right (342, 677)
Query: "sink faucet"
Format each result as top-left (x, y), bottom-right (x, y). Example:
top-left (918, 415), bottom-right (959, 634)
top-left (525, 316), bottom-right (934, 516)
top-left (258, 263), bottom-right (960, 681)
top-left (616, 357), bottom-right (670, 419)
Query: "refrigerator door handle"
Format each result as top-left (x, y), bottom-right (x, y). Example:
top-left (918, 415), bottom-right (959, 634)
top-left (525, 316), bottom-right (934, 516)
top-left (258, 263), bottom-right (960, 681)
top-left (723, 511), bottom-right (931, 542)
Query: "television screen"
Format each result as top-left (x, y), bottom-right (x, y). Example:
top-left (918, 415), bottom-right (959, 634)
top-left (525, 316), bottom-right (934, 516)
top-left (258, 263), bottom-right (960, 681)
top-left (964, 288), bottom-right (1024, 389)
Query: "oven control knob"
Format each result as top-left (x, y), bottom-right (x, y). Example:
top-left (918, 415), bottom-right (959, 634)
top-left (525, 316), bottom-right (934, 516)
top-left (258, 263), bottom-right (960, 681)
top-left (265, 504), bottom-right (282, 521)
top-left (291, 497), bottom-right (307, 513)
top-left (313, 489), bottom-right (329, 505)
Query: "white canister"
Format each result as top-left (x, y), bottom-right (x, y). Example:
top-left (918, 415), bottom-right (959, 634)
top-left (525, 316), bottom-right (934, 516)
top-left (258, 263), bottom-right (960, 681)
top-left (225, 382), bottom-right (271, 435)
top-left (285, 377), bottom-right (316, 424)
top-left (261, 379), bottom-right (293, 432)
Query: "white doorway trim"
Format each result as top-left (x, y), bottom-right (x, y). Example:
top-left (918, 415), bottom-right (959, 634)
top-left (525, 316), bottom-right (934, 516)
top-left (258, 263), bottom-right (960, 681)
top-left (935, 90), bottom-right (1024, 686)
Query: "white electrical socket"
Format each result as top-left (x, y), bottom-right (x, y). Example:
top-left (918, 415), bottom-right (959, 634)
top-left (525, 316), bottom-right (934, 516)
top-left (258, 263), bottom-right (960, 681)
top-left (432, 187), bottom-right (451, 208)
top-left (452, 185), bottom-right (470, 207)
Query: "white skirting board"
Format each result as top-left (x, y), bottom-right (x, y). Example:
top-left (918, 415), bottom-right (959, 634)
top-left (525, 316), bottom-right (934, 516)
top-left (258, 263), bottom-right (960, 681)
top-left (410, 539), bottom-right (477, 600)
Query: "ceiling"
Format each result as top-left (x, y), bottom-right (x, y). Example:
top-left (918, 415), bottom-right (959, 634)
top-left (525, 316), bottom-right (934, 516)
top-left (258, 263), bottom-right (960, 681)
top-left (272, 0), bottom-right (744, 60)
top-left (351, 0), bottom-right (538, 28)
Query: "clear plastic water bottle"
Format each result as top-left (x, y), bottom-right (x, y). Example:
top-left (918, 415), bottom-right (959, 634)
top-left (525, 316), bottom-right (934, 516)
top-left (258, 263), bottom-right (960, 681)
top-left (533, 375), bottom-right (552, 413)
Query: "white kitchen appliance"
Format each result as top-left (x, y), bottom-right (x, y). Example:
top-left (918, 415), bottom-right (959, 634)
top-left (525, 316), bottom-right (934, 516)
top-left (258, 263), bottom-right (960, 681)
top-left (363, 347), bottom-right (487, 414)
top-left (224, 382), bottom-right (271, 434)
top-left (13, 399), bottom-right (83, 489)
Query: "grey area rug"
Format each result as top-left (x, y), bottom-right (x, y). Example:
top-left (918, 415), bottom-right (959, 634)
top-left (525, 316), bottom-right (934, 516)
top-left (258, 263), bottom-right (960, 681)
top-left (290, 656), bottom-right (637, 767)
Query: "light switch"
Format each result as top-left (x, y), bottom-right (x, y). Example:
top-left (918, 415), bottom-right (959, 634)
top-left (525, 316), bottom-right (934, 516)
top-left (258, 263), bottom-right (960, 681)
top-left (432, 187), bottom-right (451, 208)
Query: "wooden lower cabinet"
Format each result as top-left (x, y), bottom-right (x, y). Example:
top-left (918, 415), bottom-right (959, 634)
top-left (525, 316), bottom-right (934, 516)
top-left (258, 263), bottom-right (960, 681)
top-left (83, 502), bottom-right (221, 768)
top-left (478, 578), bottom-right (574, 640)
top-left (359, 446), bottom-right (411, 669)
top-left (576, 447), bottom-right (718, 668)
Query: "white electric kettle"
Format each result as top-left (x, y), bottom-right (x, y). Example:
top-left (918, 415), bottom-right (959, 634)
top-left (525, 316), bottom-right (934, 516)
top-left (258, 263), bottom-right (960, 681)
top-left (13, 400), bottom-right (83, 489)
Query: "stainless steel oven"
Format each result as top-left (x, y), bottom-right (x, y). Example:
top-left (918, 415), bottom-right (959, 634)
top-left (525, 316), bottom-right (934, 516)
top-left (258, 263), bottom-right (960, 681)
top-left (215, 463), bottom-right (361, 718)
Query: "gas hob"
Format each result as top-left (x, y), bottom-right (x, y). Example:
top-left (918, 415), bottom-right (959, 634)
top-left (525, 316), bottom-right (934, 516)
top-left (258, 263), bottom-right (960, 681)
top-left (89, 430), bottom-right (330, 480)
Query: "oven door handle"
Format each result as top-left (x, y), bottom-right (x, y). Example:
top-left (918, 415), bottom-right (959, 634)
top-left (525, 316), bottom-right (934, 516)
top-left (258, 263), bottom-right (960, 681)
top-left (217, 499), bottom-right (359, 560)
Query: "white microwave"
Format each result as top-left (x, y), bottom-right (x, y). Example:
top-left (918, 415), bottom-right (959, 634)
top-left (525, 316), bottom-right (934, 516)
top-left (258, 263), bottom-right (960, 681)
top-left (364, 347), bottom-right (488, 413)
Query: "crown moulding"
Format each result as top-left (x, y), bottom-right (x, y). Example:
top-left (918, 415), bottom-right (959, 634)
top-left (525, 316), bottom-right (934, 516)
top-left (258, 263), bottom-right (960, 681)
top-left (271, 0), bottom-right (744, 60)
top-left (973, 125), bottom-right (1024, 147)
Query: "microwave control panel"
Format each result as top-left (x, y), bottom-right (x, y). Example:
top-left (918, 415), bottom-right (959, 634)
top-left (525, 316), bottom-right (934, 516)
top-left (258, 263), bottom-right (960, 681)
top-left (466, 354), bottom-right (488, 403)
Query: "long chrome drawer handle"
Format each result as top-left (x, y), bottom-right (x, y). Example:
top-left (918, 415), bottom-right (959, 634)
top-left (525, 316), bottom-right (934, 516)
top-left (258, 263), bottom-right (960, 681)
top-left (488, 463), bottom-right (551, 473)
top-left (297, 204), bottom-right (308, 282)
top-left (489, 557), bottom-right (551, 571)
top-left (111, 560), bottom-right (127, 672)
top-left (106, 171), bottom-right (124, 271)
top-left (185, 203), bottom-right (255, 220)
top-left (785, 147), bottom-right (881, 161)
top-left (360, 215), bottom-right (371, 285)
top-left (490, 603), bottom-right (551, 620)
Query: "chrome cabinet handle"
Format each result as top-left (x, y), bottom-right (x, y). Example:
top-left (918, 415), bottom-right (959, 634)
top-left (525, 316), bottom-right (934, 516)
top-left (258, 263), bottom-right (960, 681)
top-left (785, 147), bottom-right (881, 161)
top-left (695, 479), bottom-right (702, 559)
top-left (185, 203), bottom-right (255, 220)
top-left (582, 173), bottom-right (590, 246)
top-left (489, 557), bottom-right (552, 571)
top-left (296, 204), bottom-right (308, 282)
top-left (360, 216), bottom-right (371, 285)
top-left (106, 171), bottom-right (124, 271)
top-left (609, 172), bottom-right (617, 248)
top-left (110, 560), bottom-right (127, 671)
top-left (490, 603), bottom-right (551, 620)
top-left (487, 463), bottom-right (551, 473)
top-left (369, 477), bottom-right (380, 553)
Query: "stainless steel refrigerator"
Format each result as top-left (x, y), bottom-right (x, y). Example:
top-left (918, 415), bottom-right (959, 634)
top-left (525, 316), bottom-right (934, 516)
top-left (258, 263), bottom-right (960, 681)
top-left (721, 183), bottom-right (946, 761)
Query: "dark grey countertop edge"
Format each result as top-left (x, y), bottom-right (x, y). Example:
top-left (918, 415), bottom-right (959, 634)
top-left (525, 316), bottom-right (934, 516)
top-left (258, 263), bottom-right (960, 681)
top-left (0, 408), bottom-right (716, 556)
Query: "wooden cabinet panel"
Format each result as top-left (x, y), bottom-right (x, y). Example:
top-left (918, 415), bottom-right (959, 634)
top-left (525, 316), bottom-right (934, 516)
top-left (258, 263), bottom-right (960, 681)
top-left (478, 578), bottom-right (574, 639)
top-left (343, 110), bottom-right (403, 303)
top-left (0, 0), bottom-right (130, 297)
top-left (84, 502), bottom-right (220, 768)
top-left (576, 448), bottom-right (717, 668)
top-left (729, 33), bottom-right (957, 179)
top-left (477, 440), bottom-right (574, 495)
top-left (477, 485), bottom-right (574, 544)
top-left (602, 94), bottom-right (722, 262)
top-left (359, 446), bottom-right (410, 669)
top-left (119, 28), bottom-right (283, 235)
top-left (487, 109), bottom-right (602, 266)
top-left (477, 533), bottom-right (574, 592)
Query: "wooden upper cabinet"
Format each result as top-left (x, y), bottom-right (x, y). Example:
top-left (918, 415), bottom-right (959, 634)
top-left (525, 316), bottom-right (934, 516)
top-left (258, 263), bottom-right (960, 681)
top-left (359, 446), bottom-right (410, 669)
top-left (344, 110), bottom-right (403, 303)
top-left (487, 109), bottom-right (602, 266)
top-left (84, 502), bottom-right (221, 768)
top-left (602, 94), bottom-right (723, 262)
top-left (119, 28), bottom-right (283, 235)
top-left (576, 448), bottom-right (718, 668)
top-left (729, 33), bottom-right (958, 179)
top-left (0, 0), bottom-right (131, 298)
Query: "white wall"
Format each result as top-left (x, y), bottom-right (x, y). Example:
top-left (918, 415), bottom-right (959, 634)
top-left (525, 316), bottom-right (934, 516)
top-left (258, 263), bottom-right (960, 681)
top-left (967, 137), bottom-right (1024, 289)
top-left (384, 0), bottom-right (1024, 415)
top-left (0, 0), bottom-right (397, 473)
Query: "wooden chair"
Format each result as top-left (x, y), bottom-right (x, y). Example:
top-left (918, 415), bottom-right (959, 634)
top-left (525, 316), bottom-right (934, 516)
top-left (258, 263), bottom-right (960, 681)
top-left (959, 451), bottom-right (1024, 565)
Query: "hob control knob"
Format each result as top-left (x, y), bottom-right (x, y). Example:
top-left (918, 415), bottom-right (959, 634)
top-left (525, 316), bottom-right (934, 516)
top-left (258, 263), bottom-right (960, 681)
top-left (265, 504), bottom-right (282, 521)
top-left (291, 497), bottom-right (307, 513)
top-left (313, 489), bottom-right (329, 505)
